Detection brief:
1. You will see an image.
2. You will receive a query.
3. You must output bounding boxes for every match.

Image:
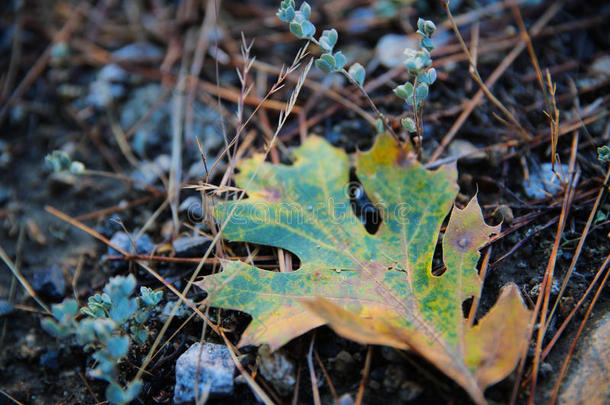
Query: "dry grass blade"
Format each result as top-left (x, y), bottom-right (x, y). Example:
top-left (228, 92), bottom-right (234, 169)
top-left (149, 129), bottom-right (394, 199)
top-left (544, 70), bottom-right (560, 171)
top-left (307, 335), bottom-right (322, 405)
top-left (509, 131), bottom-right (579, 405)
top-left (134, 46), bottom-right (312, 402)
top-left (355, 346), bottom-right (373, 405)
top-left (0, 389), bottom-right (25, 405)
top-left (0, 244), bottom-right (50, 314)
top-left (544, 165), bottom-right (610, 336)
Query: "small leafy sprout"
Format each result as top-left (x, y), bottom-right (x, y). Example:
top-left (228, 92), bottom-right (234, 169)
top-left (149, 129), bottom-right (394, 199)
top-left (45, 150), bottom-right (86, 174)
top-left (41, 299), bottom-right (79, 339)
top-left (315, 51), bottom-right (346, 73)
top-left (374, 0), bottom-right (404, 18)
top-left (598, 145), bottom-right (610, 162)
top-left (401, 117), bottom-right (416, 133)
top-left (276, 0), bottom-right (296, 22)
top-left (140, 286), bottom-right (163, 307)
top-left (319, 29), bottom-right (338, 52)
top-left (349, 63), bottom-right (366, 86)
top-left (286, 1), bottom-right (315, 39)
top-left (81, 293), bottom-right (112, 318)
top-left (278, 1), bottom-right (365, 83)
top-left (40, 275), bottom-right (163, 405)
top-left (376, 118), bottom-right (385, 135)
top-left (394, 18), bottom-right (437, 141)
top-left (103, 275), bottom-right (138, 324)
top-left (277, 1), bottom-right (413, 144)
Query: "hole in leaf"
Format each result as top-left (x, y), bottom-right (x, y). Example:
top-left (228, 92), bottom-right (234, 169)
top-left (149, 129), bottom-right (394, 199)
top-left (348, 171), bottom-right (382, 234)
top-left (431, 233), bottom-right (445, 276)
top-left (462, 297), bottom-right (473, 319)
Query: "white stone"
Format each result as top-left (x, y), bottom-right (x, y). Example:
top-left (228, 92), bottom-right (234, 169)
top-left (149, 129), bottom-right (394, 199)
top-left (174, 343), bottom-right (235, 403)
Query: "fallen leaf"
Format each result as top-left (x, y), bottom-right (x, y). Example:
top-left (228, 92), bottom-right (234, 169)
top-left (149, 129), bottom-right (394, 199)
top-left (197, 134), bottom-right (531, 404)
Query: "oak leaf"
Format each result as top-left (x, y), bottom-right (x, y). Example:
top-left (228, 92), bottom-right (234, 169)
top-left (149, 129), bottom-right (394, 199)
top-left (197, 134), bottom-right (531, 404)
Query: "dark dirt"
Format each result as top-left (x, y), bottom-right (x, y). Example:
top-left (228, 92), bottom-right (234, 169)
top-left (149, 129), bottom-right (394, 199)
top-left (1, 0), bottom-right (609, 404)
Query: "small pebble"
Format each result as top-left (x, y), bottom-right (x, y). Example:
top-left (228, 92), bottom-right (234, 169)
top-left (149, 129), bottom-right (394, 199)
top-left (0, 300), bottom-right (14, 316)
top-left (383, 364), bottom-right (406, 392)
top-left (530, 280), bottom-right (561, 299)
top-left (380, 346), bottom-right (402, 362)
top-left (112, 42), bottom-right (163, 64)
top-left (40, 350), bottom-right (59, 370)
top-left (257, 345), bottom-right (296, 396)
top-left (31, 265), bottom-right (65, 302)
top-left (557, 313), bottom-right (610, 404)
top-left (375, 34), bottom-right (418, 68)
top-left (173, 236), bottom-right (212, 257)
top-left (399, 380), bottom-right (423, 401)
top-left (130, 155), bottom-right (171, 190)
top-left (173, 343), bottom-right (235, 403)
top-left (523, 163), bottom-right (568, 200)
top-left (333, 350), bottom-right (355, 374)
top-left (108, 231), bottom-right (155, 256)
top-left (590, 54), bottom-right (610, 76)
top-left (338, 393), bottom-right (355, 405)
top-left (448, 139), bottom-right (487, 163)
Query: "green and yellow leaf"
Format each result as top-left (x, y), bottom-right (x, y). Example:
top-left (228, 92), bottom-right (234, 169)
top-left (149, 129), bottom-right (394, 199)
top-left (196, 134), bottom-right (531, 404)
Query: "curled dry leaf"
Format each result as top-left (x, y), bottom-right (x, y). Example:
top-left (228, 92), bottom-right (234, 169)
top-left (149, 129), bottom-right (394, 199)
top-left (196, 134), bottom-right (531, 404)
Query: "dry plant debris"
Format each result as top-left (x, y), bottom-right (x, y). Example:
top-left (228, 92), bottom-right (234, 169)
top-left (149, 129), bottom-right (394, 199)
top-left (198, 134), bottom-right (531, 404)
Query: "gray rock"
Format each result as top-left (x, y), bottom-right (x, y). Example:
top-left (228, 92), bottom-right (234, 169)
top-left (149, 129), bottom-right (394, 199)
top-left (448, 140), bottom-right (487, 163)
top-left (257, 345), bottom-right (296, 396)
top-left (108, 232), bottom-right (155, 256)
top-left (338, 394), bottom-right (355, 405)
top-left (40, 350), bottom-right (59, 370)
top-left (0, 186), bottom-right (11, 206)
top-left (172, 236), bottom-right (212, 257)
top-left (98, 64), bottom-right (128, 83)
top-left (0, 300), bottom-right (14, 316)
top-left (173, 343), bottom-right (235, 403)
top-left (112, 42), bottom-right (163, 64)
top-left (333, 350), bottom-right (355, 374)
top-left (380, 346), bottom-right (402, 362)
top-left (130, 154), bottom-right (171, 190)
top-left (32, 265), bottom-right (65, 302)
top-left (590, 54), bottom-right (610, 76)
top-left (556, 312), bottom-right (610, 404)
top-left (84, 65), bottom-right (128, 109)
top-left (347, 8), bottom-right (375, 34)
top-left (187, 155), bottom-right (227, 180)
top-left (530, 280), bottom-right (561, 299)
top-left (159, 301), bottom-right (190, 321)
top-left (399, 380), bottom-right (423, 401)
top-left (120, 84), bottom-right (224, 158)
top-left (523, 163), bottom-right (568, 199)
top-left (375, 34), bottom-right (418, 68)
top-left (383, 364), bottom-right (406, 392)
